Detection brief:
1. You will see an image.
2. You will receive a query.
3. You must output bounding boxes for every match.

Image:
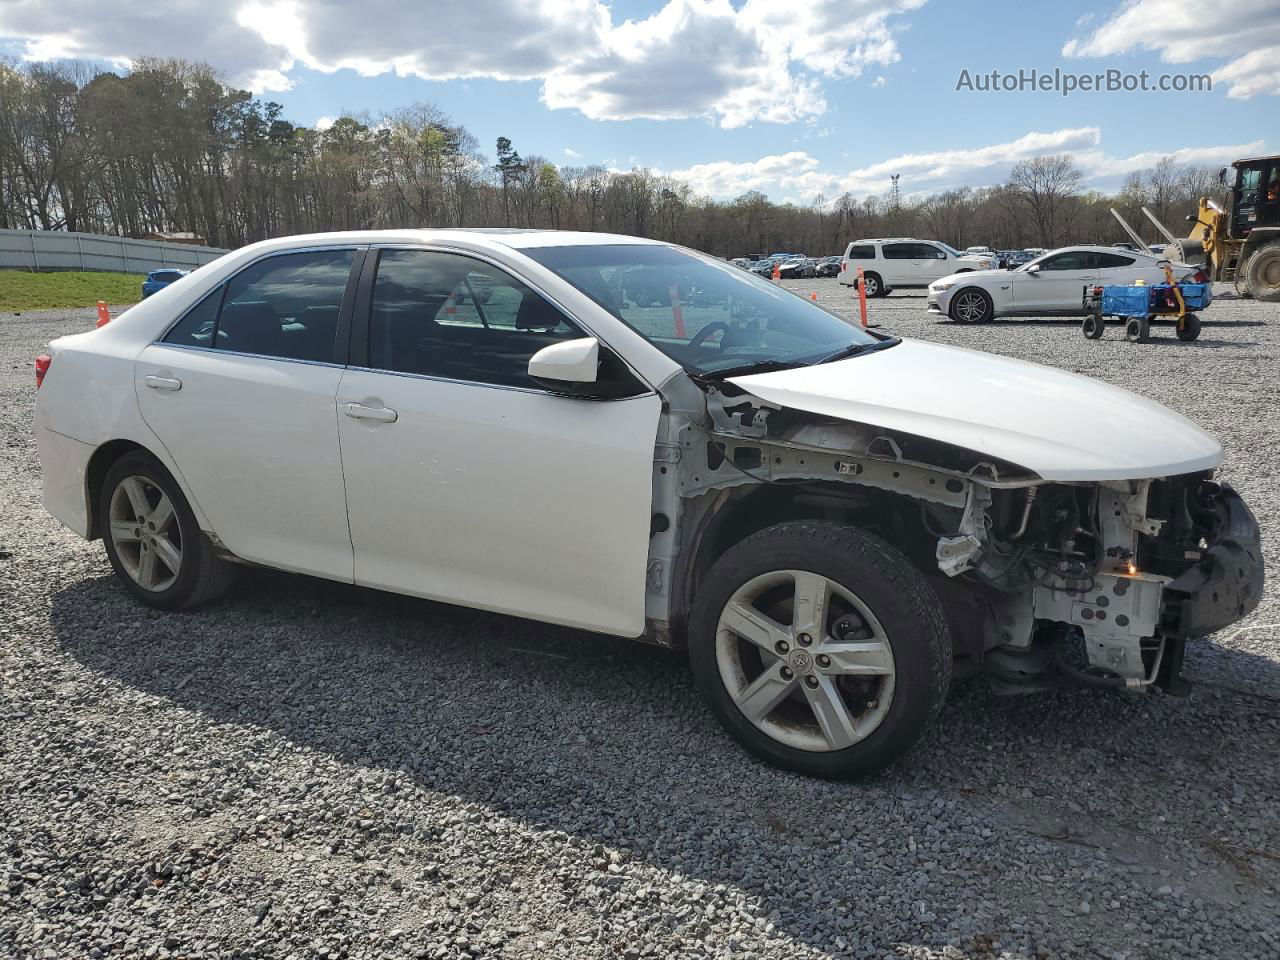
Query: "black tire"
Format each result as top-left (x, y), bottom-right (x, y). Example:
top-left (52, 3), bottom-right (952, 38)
top-left (99, 450), bottom-right (234, 610)
top-left (860, 272), bottom-right (886, 298)
top-left (1124, 316), bottom-right (1150, 343)
top-left (1244, 242), bottom-right (1280, 303)
top-left (688, 521), bottom-right (951, 779)
top-left (1082, 313), bottom-right (1105, 339)
top-left (949, 287), bottom-right (993, 323)
top-left (1176, 312), bottom-right (1201, 341)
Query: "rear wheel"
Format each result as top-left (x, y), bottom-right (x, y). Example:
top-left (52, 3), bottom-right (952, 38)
top-left (1124, 316), bottom-right (1151, 343)
top-left (860, 272), bottom-right (885, 298)
top-left (950, 287), bottom-right (993, 323)
top-left (688, 521), bottom-right (951, 779)
top-left (1082, 313), bottom-right (1105, 339)
top-left (1176, 313), bottom-right (1202, 341)
top-left (1244, 242), bottom-right (1280, 303)
top-left (100, 451), bottom-right (234, 610)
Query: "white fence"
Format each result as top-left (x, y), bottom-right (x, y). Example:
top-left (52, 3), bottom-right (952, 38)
top-left (0, 229), bottom-right (231, 275)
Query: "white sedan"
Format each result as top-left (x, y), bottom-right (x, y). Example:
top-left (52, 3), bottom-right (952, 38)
top-left (928, 245), bottom-right (1200, 323)
top-left (34, 230), bottom-right (1262, 779)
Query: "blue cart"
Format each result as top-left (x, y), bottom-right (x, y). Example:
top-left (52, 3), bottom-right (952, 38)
top-left (1082, 265), bottom-right (1213, 343)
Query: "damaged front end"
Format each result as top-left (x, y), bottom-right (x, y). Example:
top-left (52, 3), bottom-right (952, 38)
top-left (647, 380), bottom-right (1264, 697)
top-left (980, 475), bottom-right (1264, 694)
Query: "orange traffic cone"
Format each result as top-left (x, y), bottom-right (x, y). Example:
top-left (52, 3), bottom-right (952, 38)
top-left (95, 301), bottom-right (111, 327)
top-left (810, 292), bottom-right (818, 301)
top-left (771, 262), bottom-right (780, 282)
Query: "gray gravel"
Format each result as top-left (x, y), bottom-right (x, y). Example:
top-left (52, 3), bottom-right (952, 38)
top-left (2, 286), bottom-right (1278, 960)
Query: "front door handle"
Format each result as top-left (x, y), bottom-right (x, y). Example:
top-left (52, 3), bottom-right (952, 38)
top-left (342, 402), bottom-right (398, 423)
top-left (144, 375), bottom-right (182, 391)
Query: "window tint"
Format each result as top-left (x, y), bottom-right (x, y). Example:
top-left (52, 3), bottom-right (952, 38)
top-left (916, 243), bottom-right (946, 260)
top-left (1040, 251), bottom-right (1095, 271)
top-left (881, 243), bottom-right (914, 260)
top-left (217, 249), bottom-right (354, 361)
top-left (844, 245), bottom-right (875, 260)
top-left (369, 250), bottom-right (587, 389)
top-left (1095, 252), bottom-right (1136, 268)
top-left (162, 285), bottom-right (223, 347)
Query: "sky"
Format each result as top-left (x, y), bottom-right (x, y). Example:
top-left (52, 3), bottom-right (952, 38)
top-left (1, 0), bottom-right (1276, 205)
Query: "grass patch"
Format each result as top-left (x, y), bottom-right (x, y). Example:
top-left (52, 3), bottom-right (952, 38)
top-left (0, 270), bottom-right (147, 310)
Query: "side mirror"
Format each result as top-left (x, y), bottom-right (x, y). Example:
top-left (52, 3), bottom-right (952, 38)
top-left (1026, 263), bottom-right (1040, 275)
top-left (528, 337), bottom-right (599, 388)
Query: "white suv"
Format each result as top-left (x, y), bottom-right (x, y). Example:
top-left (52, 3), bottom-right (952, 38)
top-left (839, 239), bottom-right (993, 297)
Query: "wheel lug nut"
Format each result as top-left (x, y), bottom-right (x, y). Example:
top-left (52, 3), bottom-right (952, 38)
top-left (779, 667), bottom-right (794, 680)
top-left (797, 633), bottom-right (812, 646)
top-left (775, 640), bottom-right (789, 654)
top-left (804, 675), bottom-right (819, 689)
top-left (816, 654), bottom-right (831, 668)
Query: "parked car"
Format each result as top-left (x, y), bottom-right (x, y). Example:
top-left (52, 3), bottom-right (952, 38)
top-left (729, 257), bottom-right (751, 269)
top-left (839, 238), bottom-right (993, 297)
top-left (749, 259), bottom-right (776, 276)
top-left (778, 257), bottom-right (815, 279)
top-left (1003, 250), bottom-right (1037, 269)
top-left (928, 245), bottom-right (1202, 323)
top-left (964, 246), bottom-right (995, 258)
top-left (815, 256), bottom-right (841, 277)
top-left (33, 229), bottom-right (1262, 779)
top-left (141, 269), bottom-right (188, 299)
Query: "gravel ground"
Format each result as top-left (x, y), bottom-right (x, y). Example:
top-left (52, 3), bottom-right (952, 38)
top-left (2, 286), bottom-right (1278, 960)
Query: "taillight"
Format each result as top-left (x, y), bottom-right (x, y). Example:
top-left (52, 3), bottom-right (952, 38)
top-left (840, 262), bottom-right (847, 272)
top-left (1193, 269), bottom-right (1208, 284)
top-left (35, 354), bottom-right (52, 389)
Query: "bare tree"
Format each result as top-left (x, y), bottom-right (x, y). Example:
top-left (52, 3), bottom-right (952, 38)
top-left (1007, 155), bottom-right (1085, 248)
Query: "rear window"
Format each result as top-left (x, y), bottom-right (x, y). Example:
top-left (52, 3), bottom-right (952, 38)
top-left (844, 245), bottom-right (875, 260)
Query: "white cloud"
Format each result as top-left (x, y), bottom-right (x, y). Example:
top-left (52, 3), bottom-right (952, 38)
top-left (0, 0), bottom-right (920, 126)
top-left (314, 115), bottom-right (335, 130)
top-left (563, 147), bottom-right (582, 159)
top-left (1063, 0), bottom-right (1280, 99)
top-left (666, 129), bottom-right (1263, 201)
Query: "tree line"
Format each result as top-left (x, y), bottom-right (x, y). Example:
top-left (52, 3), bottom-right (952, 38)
top-left (0, 58), bottom-right (1223, 257)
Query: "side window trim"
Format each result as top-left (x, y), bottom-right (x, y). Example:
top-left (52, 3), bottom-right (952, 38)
top-left (351, 244), bottom-right (655, 397)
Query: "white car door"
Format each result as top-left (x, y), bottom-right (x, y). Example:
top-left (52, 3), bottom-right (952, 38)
top-left (879, 242), bottom-right (917, 286)
top-left (335, 247), bottom-right (661, 637)
top-left (1016, 250), bottom-right (1098, 313)
top-left (916, 243), bottom-right (955, 284)
top-left (135, 247), bottom-right (361, 581)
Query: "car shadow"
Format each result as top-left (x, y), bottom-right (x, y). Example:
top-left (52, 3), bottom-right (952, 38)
top-left (50, 570), bottom-right (1280, 954)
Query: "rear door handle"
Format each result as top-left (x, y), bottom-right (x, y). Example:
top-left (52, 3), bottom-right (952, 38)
top-left (144, 375), bottom-right (182, 391)
top-left (342, 402), bottom-right (398, 423)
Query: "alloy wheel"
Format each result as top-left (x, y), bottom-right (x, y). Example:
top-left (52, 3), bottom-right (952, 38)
top-left (108, 476), bottom-right (182, 592)
top-left (953, 290), bottom-right (989, 322)
top-left (715, 569), bottom-right (896, 752)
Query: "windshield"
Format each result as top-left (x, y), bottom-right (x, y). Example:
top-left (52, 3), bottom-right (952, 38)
top-left (523, 244), bottom-right (884, 375)
top-left (939, 243), bottom-right (964, 257)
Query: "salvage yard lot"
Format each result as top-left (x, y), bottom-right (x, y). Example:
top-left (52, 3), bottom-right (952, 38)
top-left (2, 281), bottom-right (1278, 959)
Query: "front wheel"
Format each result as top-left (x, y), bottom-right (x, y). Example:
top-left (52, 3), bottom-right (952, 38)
top-left (1082, 313), bottom-right (1105, 339)
top-left (949, 287), bottom-right (993, 323)
top-left (1176, 312), bottom-right (1201, 341)
top-left (688, 521), bottom-right (951, 779)
top-left (1244, 242), bottom-right (1280, 303)
top-left (100, 451), bottom-right (234, 610)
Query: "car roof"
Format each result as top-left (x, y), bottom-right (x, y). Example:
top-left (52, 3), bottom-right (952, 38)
top-left (1049, 244), bottom-right (1158, 257)
top-left (226, 228), bottom-right (668, 255)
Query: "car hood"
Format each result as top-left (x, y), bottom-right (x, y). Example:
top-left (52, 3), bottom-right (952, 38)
top-left (937, 268), bottom-right (1011, 285)
top-left (728, 339), bottom-right (1222, 481)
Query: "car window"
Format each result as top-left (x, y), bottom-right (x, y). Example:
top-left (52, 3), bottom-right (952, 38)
top-left (162, 285), bottom-right (223, 348)
top-left (1039, 251), bottom-right (1095, 271)
top-left (881, 243), bottom-right (915, 260)
top-left (916, 243), bottom-right (946, 260)
top-left (844, 245), bottom-right (875, 259)
top-left (195, 250), bottom-right (357, 362)
top-left (1095, 252), bottom-right (1136, 269)
top-left (368, 249), bottom-right (587, 389)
